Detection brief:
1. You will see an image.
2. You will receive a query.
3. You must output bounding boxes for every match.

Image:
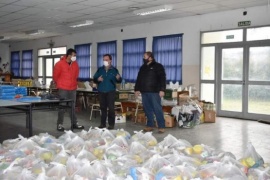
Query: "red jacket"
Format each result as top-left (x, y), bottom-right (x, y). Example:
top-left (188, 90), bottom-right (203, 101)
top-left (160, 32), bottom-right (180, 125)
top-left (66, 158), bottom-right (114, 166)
top-left (53, 56), bottom-right (79, 90)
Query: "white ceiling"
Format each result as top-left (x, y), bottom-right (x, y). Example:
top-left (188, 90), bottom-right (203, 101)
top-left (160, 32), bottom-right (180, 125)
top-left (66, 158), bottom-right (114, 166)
top-left (0, 0), bottom-right (268, 42)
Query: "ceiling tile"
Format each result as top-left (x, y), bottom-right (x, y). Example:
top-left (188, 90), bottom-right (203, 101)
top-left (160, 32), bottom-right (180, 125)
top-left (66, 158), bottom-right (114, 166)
top-left (12, 0), bottom-right (47, 7)
top-left (96, 0), bottom-right (138, 9)
top-left (0, 4), bottom-right (27, 12)
top-left (0, 0), bottom-right (20, 4)
top-left (16, 7), bottom-right (44, 14)
top-left (74, 6), bottom-right (108, 15)
top-left (78, 0), bottom-right (121, 7)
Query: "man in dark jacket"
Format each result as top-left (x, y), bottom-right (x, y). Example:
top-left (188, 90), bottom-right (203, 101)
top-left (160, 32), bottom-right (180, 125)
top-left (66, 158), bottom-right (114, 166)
top-left (93, 54), bottom-right (122, 129)
top-left (135, 51), bottom-right (166, 133)
top-left (53, 48), bottom-right (84, 131)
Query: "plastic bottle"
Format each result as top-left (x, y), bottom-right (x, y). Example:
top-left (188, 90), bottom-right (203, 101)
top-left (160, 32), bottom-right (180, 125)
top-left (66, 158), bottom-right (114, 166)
top-left (122, 79), bottom-right (125, 90)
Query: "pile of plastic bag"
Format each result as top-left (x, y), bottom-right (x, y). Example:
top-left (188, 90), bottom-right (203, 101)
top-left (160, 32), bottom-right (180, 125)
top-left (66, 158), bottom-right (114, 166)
top-left (0, 128), bottom-right (268, 179)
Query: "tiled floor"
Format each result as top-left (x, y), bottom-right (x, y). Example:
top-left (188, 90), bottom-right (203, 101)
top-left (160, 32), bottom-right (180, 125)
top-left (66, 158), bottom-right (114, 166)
top-left (0, 109), bottom-right (269, 163)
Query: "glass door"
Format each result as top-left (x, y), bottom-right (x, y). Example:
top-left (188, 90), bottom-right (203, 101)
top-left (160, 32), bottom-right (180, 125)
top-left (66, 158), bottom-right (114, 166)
top-left (217, 47), bottom-right (245, 118)
top-left (217, 45), bottom-right (270, 120)
top-left (246, 46), bottom-right (270, 120)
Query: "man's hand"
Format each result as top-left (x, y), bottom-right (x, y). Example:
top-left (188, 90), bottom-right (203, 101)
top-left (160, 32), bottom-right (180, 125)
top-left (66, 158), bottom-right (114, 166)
top-left (135, 91), bottom-right (140, 97)
top-left (116, 74), bottom-right (121, 80)
top-left (98, 75), bottom-right (103, 82)
top-left (159, 91), bottom-right (165, 97)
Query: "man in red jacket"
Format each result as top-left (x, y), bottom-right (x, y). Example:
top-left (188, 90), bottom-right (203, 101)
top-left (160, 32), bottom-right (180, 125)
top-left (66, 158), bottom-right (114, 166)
top-left (53, 48), bottom-right (84, 131)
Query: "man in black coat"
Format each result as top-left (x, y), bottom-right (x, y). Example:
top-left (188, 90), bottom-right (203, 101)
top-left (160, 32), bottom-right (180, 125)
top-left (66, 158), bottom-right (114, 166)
top-left (135, 51), bottom-right (166, 133)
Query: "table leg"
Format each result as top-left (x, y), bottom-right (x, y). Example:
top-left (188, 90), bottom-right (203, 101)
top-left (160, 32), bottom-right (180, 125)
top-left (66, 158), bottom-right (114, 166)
top-left (29, 104), bottom-right (33, 137)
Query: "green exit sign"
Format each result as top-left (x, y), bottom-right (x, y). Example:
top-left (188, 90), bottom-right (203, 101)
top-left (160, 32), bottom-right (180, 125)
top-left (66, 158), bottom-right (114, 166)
top-left (238, 21), bottom-right (251, 27)
top-left (226, 35), bottom-right (234, 39)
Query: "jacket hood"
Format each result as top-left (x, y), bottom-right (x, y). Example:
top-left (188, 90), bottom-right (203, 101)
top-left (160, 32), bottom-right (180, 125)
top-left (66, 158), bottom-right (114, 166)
top-left (60, 55), bottom-right (67, 61)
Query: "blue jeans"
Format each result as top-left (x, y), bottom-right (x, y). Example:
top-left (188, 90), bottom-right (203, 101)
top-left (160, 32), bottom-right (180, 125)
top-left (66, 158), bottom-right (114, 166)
top-left (141, 92), bottom-right (165, 128)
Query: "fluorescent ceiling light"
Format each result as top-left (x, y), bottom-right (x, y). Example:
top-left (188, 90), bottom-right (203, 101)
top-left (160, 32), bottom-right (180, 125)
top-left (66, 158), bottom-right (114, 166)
top-left (69, 20), bottom-right (94, 28)
top-left (134, 5), bottom-right (173, 16)
top-left (26, 30), bottom-right (45, 36)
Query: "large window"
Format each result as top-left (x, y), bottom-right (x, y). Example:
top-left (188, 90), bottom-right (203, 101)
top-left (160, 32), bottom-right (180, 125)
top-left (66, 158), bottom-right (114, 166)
top-left (21, 50), bottom-right (33, 78)
top-left (97, 41), bottom-right (117, 68)
top-left (153, 34), bottom-right (183, 83)
top-left (10, 51), bottom-right (20, 77)
top-left (122, 38), bottom-right (146, 82)
top-left (75, 44), bottom-right (91, 81)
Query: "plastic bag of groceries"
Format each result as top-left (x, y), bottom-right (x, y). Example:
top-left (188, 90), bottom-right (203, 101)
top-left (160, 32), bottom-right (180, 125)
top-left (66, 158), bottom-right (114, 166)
top-left (35, 168), bottom-right (49, 180)
top-left (111, 136), bottom-right (130, 149)
top-left (17, 168), bottom-right (36, 180)
top-left (13, 135), bottom-right (39, 155)
top-left (35, 147), bottom-right (55, 163)
top-left (239, 143), bottom-right (264, 168)
top-left (129, 141), bottom-right (153, 163)
top-left (111, 155), bottom-right (139, 176)
top-left (93, 145), bottom-right (107, 160)
top-left (92, 160), bottom-right (109, 179)
top-left (156, 164), bottom-right (197, 180)
top-left (58, 130), bottom-right (78, 142)
top-left (106, 144), bottom-right (128, 160)
top-left (165, 150), bottom-right (202, 168)
top-left (17, 154), bottom-right (40, 169)
top-left (72, 160), bottom-right (99, 179)
top-left (46, 162), bottom-right (68, 179)
top-left (0, 161), bottom-right (22, 179)
top-left (129, 167), bottom-right (155, 180)
top-left (64, 136), bottom-right (85, 156)
top-left (2, 137), bottom-right (21, 149)
top-left (131, 131), bottom-right (145, 142)
top-left (158, 134), bottom-right (179, 147)
top-left (101, 129), bottom-right (116, 143)
top-left (66, 155), bottom-right (81, 176)
top-left (198, 162), bottom-right (247, 179)
top-left (53, 145), bottom-right (69, 165)
top-left (30, 161), bottom-right (48, 175)
top-left (139, 132), bottom-right (157, 148)
top-left (113, 129), bottom-right (131, 139)
top-left (248, 166), bottom-right (270, 180)
top-left (143, 154), bottom-right (172, 174)
top-left (170, 139), bottom-right (192, 150)
top-left (1, 149), bottom-right (25, 163)
top-left (30, 133), bottom-right (57, 146)
top-left (77, 146), bottom-right (96, 161)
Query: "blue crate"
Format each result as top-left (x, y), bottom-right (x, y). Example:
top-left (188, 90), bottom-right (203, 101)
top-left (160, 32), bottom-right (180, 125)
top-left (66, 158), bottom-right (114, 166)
top-left (0, 85), bottom-right (15, 90)
top-left (17, 96), bottom-right (41, 102)
top-left (15, 87), bottom-right (27, 96)
top-left (0, 95), bottom-right (15, 99)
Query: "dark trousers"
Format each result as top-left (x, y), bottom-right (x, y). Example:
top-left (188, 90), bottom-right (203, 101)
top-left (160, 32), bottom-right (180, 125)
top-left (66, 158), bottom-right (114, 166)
top-left (57, 89), bottom-right (77, 125)
top-left (99, 91), bottom-right (116, 127)
top-left (141, 92), bottom-right (165, 128)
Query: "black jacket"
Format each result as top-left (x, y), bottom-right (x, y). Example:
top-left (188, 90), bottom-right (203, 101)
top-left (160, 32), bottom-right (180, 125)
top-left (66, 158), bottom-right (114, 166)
top-left (135, 60), bottom-right (166, 93)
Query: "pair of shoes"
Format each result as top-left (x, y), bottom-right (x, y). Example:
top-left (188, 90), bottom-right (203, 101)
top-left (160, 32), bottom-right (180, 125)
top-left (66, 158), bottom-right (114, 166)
top-left (98, 125), bottom-right (106, 129)
top-left (73, 123), bottom-right (84, 129)
top-left (143, 127), bottom-right (154, 132)
top-left (107, 126), bottom-right (114, 130)
top-left (158, 128), bottom-right (165, 133)
top-left (57, 124), bottom-right (65, 131)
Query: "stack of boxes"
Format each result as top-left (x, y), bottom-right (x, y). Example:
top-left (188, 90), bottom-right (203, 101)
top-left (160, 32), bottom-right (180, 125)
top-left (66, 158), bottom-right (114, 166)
top-left (0, 85), bottom-right (16, 99)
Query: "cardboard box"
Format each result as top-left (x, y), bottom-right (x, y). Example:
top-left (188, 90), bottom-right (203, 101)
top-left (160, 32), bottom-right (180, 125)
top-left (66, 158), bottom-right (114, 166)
top-left (164, 114), bottom-right (176, 127)
top-left (115, 113), bottom-right (126, 123)
top-left (119, 93), bottom-right (129, 100)
top-left (204, 110), bottom-right (216, 123)
top-left (136, 113), bottom-right (147, 124)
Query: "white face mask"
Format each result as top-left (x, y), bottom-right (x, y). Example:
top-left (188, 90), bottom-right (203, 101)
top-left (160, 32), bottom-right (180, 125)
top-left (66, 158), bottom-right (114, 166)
top-left (103, 61), bottom-right (109, 67)
top-left (71, 56), bottom-right (76, 61)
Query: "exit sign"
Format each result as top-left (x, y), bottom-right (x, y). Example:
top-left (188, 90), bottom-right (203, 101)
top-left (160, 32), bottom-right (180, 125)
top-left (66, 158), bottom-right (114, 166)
top-left (238, 21), bottom-right (251, 27)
